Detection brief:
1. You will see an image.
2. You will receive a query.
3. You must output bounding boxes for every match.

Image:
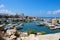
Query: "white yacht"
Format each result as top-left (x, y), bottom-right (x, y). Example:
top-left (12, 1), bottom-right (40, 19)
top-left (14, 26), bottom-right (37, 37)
top-left (36, 22), bottom-right (45, 26)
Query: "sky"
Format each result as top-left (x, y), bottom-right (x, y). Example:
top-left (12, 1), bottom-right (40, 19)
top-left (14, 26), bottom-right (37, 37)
top-left (0, 0), bottom-right (60, 17)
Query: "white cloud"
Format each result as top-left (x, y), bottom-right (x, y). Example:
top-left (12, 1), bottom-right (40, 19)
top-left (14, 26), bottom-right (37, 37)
top-left (47, 9), bottom-right (60, 14)
top-left (47, 11), bottom-right (52, 14)
top-left (0, 4), bottom-right (16, 15)
top-left (0, 4), bottom-right (5, 8)
top-left (0, 9), bottom-right (16, 15)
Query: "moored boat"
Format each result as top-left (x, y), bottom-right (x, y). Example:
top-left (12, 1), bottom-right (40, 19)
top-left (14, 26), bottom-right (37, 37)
top-left (16, 23), bottom-right (24, 30)
top-left (4, 24), bottom-right (14, 30)
top-left (36, 22), bottom-right (45, 26)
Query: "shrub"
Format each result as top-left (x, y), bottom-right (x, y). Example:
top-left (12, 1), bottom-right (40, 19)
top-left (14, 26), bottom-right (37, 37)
top-left (27, 29), bottom-right (36, 35)
top-left (39, 31), bottom-right (46, 35)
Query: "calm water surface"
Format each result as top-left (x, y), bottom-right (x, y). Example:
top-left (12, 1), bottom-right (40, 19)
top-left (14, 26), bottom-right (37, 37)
top-left (19, 22), bottom-right (60, 34)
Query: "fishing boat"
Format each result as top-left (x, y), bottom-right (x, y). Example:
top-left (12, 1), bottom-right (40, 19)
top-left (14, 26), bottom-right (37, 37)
top-left (17, 22), bottom-right (24, 26)
top-left (16, 23), bottom-right (24, 30)
top-left (4, 24), bottom-right (14, 30)
top-left (16, 25), bottom-right (23, 30)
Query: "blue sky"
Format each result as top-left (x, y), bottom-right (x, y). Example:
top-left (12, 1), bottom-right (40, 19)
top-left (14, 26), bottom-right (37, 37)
top-left (0, 0), bottom-right (60, 17)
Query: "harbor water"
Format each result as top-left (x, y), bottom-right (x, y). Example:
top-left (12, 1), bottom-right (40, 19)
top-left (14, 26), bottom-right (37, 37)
top-left (19, 22), bottom-right (60, 34)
